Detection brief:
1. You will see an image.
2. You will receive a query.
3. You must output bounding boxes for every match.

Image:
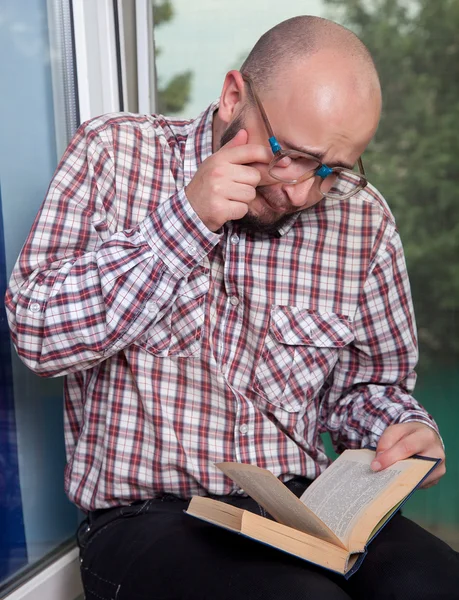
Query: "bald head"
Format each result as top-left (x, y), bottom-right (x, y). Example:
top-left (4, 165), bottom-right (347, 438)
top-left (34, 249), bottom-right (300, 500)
top-left (214, 15), bottom-right (382, 231)
top-left (240, 15), bottom-right (381, 103)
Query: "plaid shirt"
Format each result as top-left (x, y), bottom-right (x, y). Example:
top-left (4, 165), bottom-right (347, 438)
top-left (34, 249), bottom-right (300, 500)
top-left (5, 102), bottom-right (438, 511)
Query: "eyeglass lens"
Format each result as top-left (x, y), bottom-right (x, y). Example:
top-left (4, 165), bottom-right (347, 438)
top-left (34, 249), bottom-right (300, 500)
top-left (269, 152), bottom-right (364, 198)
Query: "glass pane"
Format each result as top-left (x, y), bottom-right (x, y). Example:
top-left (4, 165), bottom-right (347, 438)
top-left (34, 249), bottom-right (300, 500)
top-left (153, 0), bottom-right (458, 549)
top-left (153, 0), bottom-right (325, 118)
top-left (0, 0), bottom-right (80, 589)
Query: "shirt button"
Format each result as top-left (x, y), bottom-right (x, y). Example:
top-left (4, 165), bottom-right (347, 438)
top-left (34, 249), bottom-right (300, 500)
top-left (230, 234), bottom-right (240, 245)
top-left (229, 296), bottom-right (239, 306)
top-left (239, 424), bottom-right (249, 435)
top-left (29, 302), bottom-right (41, 313)
top-left (146, 301), bottom-right (158, 313)
top-left (186, 244), bottom-right (197, 256)
top-left (221, 364), bottom-right (227, 375)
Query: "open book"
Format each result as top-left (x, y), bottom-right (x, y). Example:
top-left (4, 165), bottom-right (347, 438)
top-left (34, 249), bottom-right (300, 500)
top-left (186, 448), bottom-right (439, 577)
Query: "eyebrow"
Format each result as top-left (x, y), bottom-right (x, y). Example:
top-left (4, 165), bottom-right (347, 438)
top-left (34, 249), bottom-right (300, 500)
top-left (281, 139), bottom-right (354, 170)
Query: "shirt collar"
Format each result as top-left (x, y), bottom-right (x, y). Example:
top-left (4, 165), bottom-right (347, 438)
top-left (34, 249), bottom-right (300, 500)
top-left (275, 212), bottom-right (301, 236)
top-left (183, 100), bottom-right (301, 238)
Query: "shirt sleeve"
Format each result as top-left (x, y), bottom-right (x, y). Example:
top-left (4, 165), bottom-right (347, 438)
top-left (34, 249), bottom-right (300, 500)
top-left (318, 221), bottom-right (440, 452)
top-left (5, 119), bottom-right (220, 377)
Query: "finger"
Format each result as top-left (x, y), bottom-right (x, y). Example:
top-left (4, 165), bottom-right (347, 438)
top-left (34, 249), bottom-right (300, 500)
top-left (421, 464), bottom-right (445, 488)
top-left (275, 155), bottom-right (292, 168)
top-left (228, 199), bottom-right (249, 221)
top-left (375, 423), bottom-right (414, 455)
top-left (221, 128), bottom-right (248, 149)
top-left (225, 143), bottom-right (273, 166)
top-left (419, 454), bottom-right (446, 488)
top-left (421, 464), bottom-right (446, 488)
top-left (225, 181), bottom-right (257, 204)
top-left (372, 431), bottom-right (428, 471)
top-left (231, 164), bottom-right (262, 186)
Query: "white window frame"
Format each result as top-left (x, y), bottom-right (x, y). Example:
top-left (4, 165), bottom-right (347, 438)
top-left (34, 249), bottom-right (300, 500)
top-left (72, 0), bottom-right (157, 121)
top-left (2, 2), bottom-right (85, 597)
top-left (72, 0), bottom-right (121, 121)
top-left (4, 3), bottom-right (158, 598)
top-left (3, 550), bottom-right (82, 600)
top-left (135, 0), bottom-right (157, 113)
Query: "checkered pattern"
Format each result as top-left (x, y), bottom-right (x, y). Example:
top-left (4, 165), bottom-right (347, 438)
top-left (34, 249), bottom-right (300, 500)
top-left (5, 102), bottom-right (438, 511)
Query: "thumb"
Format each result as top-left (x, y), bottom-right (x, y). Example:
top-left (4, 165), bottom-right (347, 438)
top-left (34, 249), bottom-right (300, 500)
top-left (222, 128), bottom-right (248, 149)
top-left (375, 423), bottom-right (412, 456)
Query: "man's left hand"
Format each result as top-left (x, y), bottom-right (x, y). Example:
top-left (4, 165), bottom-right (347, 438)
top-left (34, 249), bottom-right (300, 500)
top-left (371, 422), bottom-right (446, 488)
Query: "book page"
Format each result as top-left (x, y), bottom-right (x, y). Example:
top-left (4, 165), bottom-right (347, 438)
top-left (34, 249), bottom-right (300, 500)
top-left (299, 449), bottom-right (408, 544)
top-left (216, 462), bottom-right (345, 548)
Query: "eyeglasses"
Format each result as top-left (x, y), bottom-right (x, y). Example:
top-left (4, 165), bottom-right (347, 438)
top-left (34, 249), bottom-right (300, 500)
top-left (241, 73), bottom-right (368, 201)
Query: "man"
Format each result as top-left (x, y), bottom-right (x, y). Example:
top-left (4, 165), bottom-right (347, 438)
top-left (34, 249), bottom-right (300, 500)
top-left (5, 15), bottom-right (458, 600)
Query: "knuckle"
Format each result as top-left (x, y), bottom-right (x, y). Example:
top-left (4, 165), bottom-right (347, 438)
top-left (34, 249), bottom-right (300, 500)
top-left (246, 187), bottom-right (256, 200)
top-left (381, 449), bottom-right (396, 465)
top-left (210, 165), bottom-right (225, 179)
top-left (401, 439), bottom-right (416, 456)
top-left (251, 169), bottom-right (262, 183)
top-left (377, 434), bottom-right (392, 451)
top-left (210, 182), bottom-right (222, 196)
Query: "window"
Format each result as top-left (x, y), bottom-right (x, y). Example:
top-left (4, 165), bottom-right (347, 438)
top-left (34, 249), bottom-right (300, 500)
top-left (0, 0), bottom-right (80, 593)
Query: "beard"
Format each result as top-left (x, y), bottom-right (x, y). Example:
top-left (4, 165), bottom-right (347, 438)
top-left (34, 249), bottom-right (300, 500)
top-left (219, 115), bottom-right (300, 234)
top-left (246, 186), bottom-right (298, 234)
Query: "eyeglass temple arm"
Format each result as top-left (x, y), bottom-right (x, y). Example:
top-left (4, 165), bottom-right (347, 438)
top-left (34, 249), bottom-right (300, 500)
top-left (357, 157), bottom-right (366, 176)
top-left (241, 73), bottom-right (281, 154)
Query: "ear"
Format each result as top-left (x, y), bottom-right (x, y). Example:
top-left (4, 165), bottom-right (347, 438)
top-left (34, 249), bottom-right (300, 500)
top-left (217, 70), bottom-right (246, 125)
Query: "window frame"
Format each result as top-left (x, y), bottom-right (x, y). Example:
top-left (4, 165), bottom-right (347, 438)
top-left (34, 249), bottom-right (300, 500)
top-left (1, 1), bottom-right (158, 597)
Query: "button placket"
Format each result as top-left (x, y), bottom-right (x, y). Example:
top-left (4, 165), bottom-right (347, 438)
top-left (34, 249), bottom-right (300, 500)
top-left (219, 228), bottom-right (245, 405)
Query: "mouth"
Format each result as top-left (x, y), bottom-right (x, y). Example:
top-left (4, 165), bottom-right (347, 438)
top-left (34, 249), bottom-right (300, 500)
top-left (258, 191), bottom-right (290, 214)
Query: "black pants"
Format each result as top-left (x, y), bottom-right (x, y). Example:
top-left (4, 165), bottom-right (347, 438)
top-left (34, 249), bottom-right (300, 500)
top-left (77, 481), bottom-right (459, 600)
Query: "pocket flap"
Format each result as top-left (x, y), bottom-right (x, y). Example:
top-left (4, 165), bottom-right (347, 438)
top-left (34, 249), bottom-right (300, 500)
top-left (179, 265), bottom-right (210, 299)
top-left (270, 306), bottom-right (354, 348)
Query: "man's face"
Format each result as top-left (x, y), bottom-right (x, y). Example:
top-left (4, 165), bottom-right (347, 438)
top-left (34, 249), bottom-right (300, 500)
top-left (220, 56), bottom-right (380, 233)
top-left (220, 110), bottom-right (298, 233)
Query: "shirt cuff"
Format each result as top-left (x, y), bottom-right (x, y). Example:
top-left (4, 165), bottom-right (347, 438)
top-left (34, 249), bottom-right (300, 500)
top-left (139, 187), bottom-right (221, 276)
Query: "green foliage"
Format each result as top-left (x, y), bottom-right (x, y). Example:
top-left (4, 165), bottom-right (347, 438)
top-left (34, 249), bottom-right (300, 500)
top-left (157, 71), bottom-right (193, 114)
top-left (153, 0), bottom-right (174, 26)
top-left (153, 0), bottom-right (192, 114)
top-left (325, 0), bottom-right (459, 366)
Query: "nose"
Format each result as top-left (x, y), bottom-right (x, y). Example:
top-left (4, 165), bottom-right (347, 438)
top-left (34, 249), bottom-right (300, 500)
top-left (282, 177), bottom-right (318, 208)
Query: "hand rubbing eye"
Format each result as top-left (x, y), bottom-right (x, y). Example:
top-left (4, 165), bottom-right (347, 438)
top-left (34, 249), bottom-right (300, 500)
top-left (277, 156), bottom-right (292, 168)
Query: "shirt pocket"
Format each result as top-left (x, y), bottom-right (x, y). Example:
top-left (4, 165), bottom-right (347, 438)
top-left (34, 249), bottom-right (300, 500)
top-left (253, 306), bottom-right (354, 412)
top-left (135, 265), bottom-right (209, 357)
